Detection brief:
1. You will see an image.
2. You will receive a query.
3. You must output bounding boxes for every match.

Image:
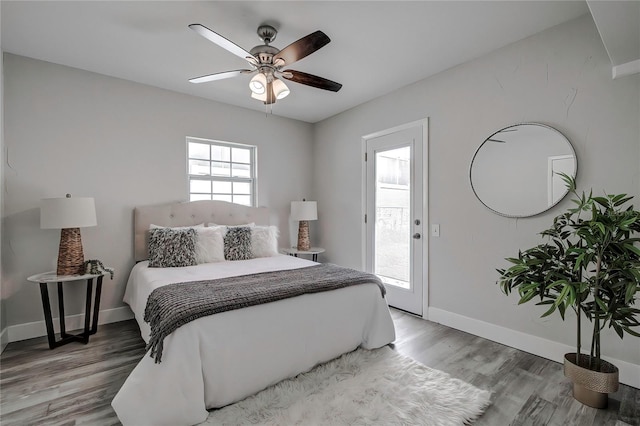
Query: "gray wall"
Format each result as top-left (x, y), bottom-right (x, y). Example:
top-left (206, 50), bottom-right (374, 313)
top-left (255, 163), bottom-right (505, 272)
top-left (313, 15), bottom-right (640, 365)
top-left (2, 54), bottom-right (313, 327)
top-left (0, 3), bottom-right (5, 338)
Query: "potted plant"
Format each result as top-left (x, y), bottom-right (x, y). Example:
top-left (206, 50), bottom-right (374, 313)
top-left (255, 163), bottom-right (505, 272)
top-left (497, 174), bottom-right (640, 408)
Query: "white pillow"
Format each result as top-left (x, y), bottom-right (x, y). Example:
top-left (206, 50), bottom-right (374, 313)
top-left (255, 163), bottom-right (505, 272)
top-left (194, 227), bottom-right (225, 264)
top-left (207, 222), bottom-right (255, 228)
top-left (251, 226), bottom-right (279, 258)
top-left (150, 223), bottom-right (205, 229)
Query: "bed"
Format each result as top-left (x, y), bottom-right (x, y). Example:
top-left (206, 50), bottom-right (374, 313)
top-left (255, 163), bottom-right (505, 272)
top-left (111, 200), bottom-right (396, 426)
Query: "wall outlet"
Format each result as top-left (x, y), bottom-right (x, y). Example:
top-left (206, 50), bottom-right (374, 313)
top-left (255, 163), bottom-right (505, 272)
top-left (431, 224), bottom-right (440, 237)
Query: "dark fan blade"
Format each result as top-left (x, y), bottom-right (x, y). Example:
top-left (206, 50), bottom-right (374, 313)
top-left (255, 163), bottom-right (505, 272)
top-left (189, 24), bottom-right (257, 62)
top-left (189, 69), bottom-right (252, 84)
top-left (282, 70), bottom-right (342, 92)
top-left (273, 31), bottom-right (330, 66)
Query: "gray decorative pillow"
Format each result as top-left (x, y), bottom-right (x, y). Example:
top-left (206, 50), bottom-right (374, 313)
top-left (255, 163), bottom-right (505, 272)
top-left (148, 228), bottom-right (197, 268)
top-left (224, 227), bottom-right (252, 261)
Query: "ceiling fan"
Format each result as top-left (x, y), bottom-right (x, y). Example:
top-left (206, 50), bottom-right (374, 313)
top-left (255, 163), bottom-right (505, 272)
top-left (188, 23), bottom-right (342, 105)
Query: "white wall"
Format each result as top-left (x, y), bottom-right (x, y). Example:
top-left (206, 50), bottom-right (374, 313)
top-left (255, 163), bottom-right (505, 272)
top-left (2, 54), bottom-right (313, 330)
top-left (314, 15), bottom-right (640, 368)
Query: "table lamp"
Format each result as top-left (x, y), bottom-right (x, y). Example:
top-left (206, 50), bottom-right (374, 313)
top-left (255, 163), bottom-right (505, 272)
top-left (41, 194), bottom-right (97, 276)
top-left (291, 200), bottom-right (317, 251)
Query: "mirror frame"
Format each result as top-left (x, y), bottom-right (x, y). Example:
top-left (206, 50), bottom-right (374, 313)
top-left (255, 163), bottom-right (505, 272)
top-left (470, 122), bottom-right (578, 218)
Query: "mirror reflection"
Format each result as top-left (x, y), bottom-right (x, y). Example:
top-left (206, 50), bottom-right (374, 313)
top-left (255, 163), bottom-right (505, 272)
top-left (470, 123), bottom-right (577, 217)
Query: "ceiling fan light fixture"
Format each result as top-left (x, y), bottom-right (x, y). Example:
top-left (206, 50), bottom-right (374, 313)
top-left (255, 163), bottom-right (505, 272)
top-left (272, 78), bottom-right (290, 100)
top-left (251, 91), bottom-right (267, 102)
top-left (249, 73), bottom-right (267, 94)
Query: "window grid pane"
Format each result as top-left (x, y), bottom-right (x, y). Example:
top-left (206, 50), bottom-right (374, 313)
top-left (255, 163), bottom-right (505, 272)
top-left (188, 142), bottom-right (210, 160)
top-left (187, 138), bottom-right (256, 206)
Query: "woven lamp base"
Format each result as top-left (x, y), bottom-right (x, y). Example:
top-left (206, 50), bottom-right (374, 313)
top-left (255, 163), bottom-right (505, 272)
top-left (57, 228), bottom-right (86, 276)
top-left (297, 220), bottom-right (311, 251)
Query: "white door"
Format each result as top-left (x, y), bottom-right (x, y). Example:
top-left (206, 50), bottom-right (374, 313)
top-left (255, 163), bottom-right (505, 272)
top-left (364, 123), bottom-right (425, 316)
top-left (548, 155), bottom-right (577, 206)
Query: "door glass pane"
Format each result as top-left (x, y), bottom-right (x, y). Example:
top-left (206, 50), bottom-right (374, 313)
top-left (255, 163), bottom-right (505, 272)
top-left (375, 146), bottom-right (411, 289)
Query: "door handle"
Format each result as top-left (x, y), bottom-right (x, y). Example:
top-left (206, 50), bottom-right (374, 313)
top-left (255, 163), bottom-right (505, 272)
top-left (413, 233), bottom-right (421, 239)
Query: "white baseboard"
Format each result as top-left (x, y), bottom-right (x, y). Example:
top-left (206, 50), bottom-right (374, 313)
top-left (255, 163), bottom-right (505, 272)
top-left (427, 307), bottom-right (640, 389)
top-left (6, 306), bottom-right (134, 344)
top-left (0, 326), bottom-right (8, 353)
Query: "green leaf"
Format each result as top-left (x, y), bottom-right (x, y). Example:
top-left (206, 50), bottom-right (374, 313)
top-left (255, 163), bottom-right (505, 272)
top-left (593, 197), bottom-right (610, 208)
top-left (614, 196), bottom-right (633, 207)
top-left (622, 326), bottom-right (640, 338)
top-left (625, 283), bottom-right (638, 304)
top-left (624, 243), bottom-right (640, 257)
top-left (612, 322), bottom-right (624, 339)
top-left (595, 296), bottom-right (608, 312)
top-left (541, 304), bottom-right (557, 318)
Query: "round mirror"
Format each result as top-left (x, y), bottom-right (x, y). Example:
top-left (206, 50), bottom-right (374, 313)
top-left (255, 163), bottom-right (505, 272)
top-left (470, 123), bottom-right (577, 217)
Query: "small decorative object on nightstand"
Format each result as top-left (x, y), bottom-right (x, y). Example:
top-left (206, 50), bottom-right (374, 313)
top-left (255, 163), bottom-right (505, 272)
top-left (27, 268), bottom-right (113, 349)
top-left (281, 247), bottom-right (325, 262)
top-left (291, 200), bottom-right (318, 251)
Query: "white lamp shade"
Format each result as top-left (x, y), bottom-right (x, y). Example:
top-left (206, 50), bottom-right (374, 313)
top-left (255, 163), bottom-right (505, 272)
top-left (272, 78), bottom-right (290, 99)
top-left (251, 91), bottom-right (267, 102)
top-left (291, 201), bottom-right (317, 221)
top-left (249, 73), bottom-right (267, 94)
top-left (41, 196), bottom-right (97, 229)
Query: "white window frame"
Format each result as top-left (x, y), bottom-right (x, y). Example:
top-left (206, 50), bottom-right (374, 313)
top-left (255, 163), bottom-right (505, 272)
top-left (186, 137), bottom-right (257, 206)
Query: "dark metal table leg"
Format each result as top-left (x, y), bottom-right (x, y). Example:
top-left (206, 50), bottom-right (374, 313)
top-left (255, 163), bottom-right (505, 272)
top-left (90, 276), bottom-right (103, 335)
top-left (82, 278), bottom-right (93, 343)
top-left (39, 283), bottom-right (56, 349)
top-left (313, 254), bottom-right (318, 262)
top-left (57, 282), bottom-right (66, 337)
top-left (39, 275), bottom-right (106, 349)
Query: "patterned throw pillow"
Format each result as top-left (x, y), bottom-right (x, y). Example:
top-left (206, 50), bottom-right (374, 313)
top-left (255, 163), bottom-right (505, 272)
top-left (148, 228), bottom-right (197, 268)
top-left (224, 227), bottom-right (252, 261)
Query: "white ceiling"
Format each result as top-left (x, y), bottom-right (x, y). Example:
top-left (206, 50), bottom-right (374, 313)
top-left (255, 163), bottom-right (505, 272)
top-left (587, 0), bottom-right (640, 78)
top-left (1, 1), bottom-right (591, 123)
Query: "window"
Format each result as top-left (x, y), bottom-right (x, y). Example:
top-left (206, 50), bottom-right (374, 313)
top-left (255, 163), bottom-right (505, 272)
top-left (187, 137), bottom-right (256, 206)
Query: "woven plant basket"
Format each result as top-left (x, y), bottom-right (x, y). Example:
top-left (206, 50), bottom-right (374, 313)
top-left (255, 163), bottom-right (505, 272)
top-left (564, 353), bottom-right (619, 409)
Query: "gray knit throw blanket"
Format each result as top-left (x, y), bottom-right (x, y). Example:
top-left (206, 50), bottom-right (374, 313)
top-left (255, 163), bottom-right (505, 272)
top-left (144, 263), bottom-right (385, 363)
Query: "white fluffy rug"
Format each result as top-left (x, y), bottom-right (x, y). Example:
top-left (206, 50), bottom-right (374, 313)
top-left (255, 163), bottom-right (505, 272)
top-left (202, 346), bottom-right (492, 425)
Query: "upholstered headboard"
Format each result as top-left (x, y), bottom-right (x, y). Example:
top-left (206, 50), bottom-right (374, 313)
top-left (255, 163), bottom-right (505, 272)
top-left (134, 200), bottom-right (270, 262)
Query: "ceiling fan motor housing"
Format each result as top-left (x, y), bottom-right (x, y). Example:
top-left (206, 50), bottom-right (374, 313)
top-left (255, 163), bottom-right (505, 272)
top-left (250, 45), bottom-right (279, 65)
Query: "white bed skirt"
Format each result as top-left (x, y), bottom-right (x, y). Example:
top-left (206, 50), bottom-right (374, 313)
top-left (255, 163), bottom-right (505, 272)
top-left (112, 257), bottom-right (396, 426)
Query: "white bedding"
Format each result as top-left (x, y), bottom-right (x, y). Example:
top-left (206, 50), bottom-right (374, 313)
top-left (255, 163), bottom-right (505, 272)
top-left (112, 255), bottom-right (396, 426)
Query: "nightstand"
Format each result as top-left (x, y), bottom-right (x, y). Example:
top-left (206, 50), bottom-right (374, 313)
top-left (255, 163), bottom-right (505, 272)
top-left (27, 269), bottom-right (113, 349)
top-left (281, 247), bottom-right (325, 262)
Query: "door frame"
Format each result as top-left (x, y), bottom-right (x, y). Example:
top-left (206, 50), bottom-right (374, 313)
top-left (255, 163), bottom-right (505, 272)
top-left (361, 118), bottom-right (429, 319)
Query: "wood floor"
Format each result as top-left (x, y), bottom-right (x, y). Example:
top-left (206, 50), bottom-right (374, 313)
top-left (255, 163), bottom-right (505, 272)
top-left (1, 309), bottom-right (638, 425)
